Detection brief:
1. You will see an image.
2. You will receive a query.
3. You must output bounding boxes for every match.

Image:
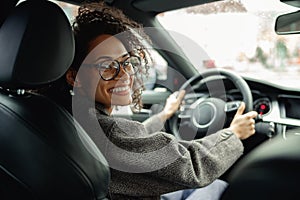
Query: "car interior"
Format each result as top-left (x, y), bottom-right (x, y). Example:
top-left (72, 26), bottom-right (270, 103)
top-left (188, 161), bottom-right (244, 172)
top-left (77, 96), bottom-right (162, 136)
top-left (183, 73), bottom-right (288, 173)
top-left (1, 0), bottom-right (300, 199)
top-left (0, 1), bottom-right (109, 199)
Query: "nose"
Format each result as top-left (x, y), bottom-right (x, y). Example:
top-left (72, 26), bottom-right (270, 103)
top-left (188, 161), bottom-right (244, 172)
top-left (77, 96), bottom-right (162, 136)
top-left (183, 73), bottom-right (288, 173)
top-left (115, 66), bottom-right (130, 81)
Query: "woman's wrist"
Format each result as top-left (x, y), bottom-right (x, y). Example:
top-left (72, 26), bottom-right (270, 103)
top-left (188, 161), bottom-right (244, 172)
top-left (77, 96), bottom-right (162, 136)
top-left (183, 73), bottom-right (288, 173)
top-left (226, 128), bottom-right (241, 139)
top-left (157, 110), bottom-right (169, 122)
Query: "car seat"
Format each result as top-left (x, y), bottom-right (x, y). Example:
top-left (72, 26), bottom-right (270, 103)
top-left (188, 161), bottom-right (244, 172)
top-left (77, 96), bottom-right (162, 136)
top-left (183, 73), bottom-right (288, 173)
top-left (0, 0), bottom-right (18, 27)
top-left (0, 1), bottom-right (110, 199)
top-left (221, 135), bottom-right (300, 200)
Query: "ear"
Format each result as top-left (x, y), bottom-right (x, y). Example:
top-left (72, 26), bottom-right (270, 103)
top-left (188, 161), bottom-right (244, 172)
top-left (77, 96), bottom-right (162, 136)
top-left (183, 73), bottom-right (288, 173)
top-left (66, 68), bottom-right (81, 87)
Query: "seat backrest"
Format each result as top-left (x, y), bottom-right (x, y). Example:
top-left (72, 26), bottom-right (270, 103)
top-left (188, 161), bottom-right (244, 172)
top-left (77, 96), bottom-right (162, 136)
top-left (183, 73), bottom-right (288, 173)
top-left (0, 1), bottom-right (110, 199)
top-left (0, 0), bottom-right (18, 28)
top-left (221, 135), bottom-right (300, 200)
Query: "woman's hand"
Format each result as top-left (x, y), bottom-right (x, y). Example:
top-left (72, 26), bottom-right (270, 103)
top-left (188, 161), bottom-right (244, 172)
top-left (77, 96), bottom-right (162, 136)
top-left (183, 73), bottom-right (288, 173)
top-left (227, 102), bottom-right (258, 140)
top-left (158, 90), bottom-right (186, 121)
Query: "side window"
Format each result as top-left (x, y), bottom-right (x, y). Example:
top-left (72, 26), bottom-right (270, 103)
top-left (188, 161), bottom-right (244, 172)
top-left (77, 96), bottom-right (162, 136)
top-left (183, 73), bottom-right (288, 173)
top-left (54, 1), bottom-right (78, 21)
top-left (144, 49), bottom-right (168, 90)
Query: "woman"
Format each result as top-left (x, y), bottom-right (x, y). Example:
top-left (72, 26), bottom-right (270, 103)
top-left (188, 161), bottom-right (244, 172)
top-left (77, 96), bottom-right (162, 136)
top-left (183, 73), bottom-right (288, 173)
top-left (47, 2), bottom-right (257, 199)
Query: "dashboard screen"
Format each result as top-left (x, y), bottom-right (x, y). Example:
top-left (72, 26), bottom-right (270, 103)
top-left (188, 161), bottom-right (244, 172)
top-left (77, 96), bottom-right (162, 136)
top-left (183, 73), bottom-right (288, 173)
top-left (278, 95), bottom-right (300, 119)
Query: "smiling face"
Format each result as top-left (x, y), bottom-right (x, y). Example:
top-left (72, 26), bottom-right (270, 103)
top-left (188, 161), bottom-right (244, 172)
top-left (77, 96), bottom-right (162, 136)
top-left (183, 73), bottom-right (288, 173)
top-left (75, 34), bottom-right (134, 113)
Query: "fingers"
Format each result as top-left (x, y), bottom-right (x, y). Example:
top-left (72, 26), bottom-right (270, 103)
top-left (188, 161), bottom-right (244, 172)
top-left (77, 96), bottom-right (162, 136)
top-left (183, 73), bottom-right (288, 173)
top-left (230, 102), bottom-right (258, 139)
top-left (161, 90), bottom-right (186, 120)
top-left (170, 90), bottom-right (185, 103)
top-left (235, 102), bottom-right (258, 119)
top-left (171, 91), bottom-right (179, 98)
top-left (235, 101), bottom-right (245, 115)
top-left (176, 90), bottom-right (186, 103)
top-left (251, 123), bottom-right (256, 132)
top-left (244, 110), bottom-right (258, 119)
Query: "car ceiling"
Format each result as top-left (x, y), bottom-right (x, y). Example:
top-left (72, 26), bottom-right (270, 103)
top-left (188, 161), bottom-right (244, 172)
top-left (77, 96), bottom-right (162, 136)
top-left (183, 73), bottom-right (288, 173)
top-left (280, 0), bottom-right (300, 8)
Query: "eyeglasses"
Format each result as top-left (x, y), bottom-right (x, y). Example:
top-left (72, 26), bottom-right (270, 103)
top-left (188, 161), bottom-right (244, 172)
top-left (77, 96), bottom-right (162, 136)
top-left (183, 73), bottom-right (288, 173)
top-left (85, 56), bottom-right (141, 81)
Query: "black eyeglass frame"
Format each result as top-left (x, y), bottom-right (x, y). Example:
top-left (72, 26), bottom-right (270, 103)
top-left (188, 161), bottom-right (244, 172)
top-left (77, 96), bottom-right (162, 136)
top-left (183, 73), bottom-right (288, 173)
top-left (83, 55), bottom-right (141, 81)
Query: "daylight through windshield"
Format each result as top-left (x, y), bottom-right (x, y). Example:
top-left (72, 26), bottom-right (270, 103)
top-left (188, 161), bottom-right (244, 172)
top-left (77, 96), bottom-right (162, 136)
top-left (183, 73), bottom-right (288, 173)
top-left (157, 0), bottom-right (300, 89)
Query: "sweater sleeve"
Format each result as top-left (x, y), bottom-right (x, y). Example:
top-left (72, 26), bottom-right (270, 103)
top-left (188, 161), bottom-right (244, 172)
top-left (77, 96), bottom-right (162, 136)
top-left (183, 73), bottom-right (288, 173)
top-left (142, 114), bottom-right (165, 134)
top-left (98, 116), bottom-right (244, 198)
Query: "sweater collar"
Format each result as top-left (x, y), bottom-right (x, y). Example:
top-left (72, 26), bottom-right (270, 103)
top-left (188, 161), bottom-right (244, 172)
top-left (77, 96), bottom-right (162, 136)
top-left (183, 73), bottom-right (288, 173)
top-left (95, 102), bottom-right (110, 116)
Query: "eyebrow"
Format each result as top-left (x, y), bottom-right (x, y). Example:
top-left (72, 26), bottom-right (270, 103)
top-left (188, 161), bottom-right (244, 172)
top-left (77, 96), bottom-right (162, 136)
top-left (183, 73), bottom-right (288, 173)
top-left (95, 53), bottom-right (130, 62)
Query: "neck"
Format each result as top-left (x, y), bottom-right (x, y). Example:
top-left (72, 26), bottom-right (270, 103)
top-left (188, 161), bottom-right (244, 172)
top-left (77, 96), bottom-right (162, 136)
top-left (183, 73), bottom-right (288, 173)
top-left (105, 106), bottom-right (113, 115)
top-left (94, 102), bottom-right (112, 116)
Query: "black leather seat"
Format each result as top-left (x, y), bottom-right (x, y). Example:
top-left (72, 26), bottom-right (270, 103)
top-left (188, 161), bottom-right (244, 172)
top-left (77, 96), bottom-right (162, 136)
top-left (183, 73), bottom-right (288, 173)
top-left (0, 1), bottom-right (110, 199)
top-left (221, 135), bottom-right (300, 200)
top-left (0, 0), bottom-right (18, 28)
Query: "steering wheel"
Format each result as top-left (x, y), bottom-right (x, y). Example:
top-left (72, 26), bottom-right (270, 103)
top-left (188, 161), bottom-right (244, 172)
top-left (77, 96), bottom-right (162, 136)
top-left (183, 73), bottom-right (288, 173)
top-left (168, 68), bottom-right (253, 140)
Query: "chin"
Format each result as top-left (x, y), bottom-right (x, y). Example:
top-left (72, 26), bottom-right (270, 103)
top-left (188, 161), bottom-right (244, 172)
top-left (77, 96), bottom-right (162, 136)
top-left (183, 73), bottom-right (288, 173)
top-left (111, 96), bottom-right (132, 106)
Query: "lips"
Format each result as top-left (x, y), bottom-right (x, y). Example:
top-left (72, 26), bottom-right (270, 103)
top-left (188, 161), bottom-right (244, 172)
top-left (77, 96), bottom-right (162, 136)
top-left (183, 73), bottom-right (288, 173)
top-left (108, 79), bottom-right (131, 95)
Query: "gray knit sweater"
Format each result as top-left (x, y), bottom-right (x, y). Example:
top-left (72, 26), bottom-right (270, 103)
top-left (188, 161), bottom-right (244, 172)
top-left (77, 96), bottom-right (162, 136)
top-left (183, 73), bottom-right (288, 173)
top-left (74, 102), bottom-right (243, 200)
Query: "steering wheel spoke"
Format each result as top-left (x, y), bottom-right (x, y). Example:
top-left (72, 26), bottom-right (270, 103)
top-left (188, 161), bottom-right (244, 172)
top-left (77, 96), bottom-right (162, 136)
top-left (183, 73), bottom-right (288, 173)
top-left (178, 108), bottom-right (192, 119)
top-left (225, 100), bottom-right (242, 113)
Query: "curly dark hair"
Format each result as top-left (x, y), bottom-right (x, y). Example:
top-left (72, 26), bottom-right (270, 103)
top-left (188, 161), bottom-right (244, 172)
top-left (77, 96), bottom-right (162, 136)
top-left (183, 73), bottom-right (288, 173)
top-left (44, 1), bottom-right (152, 112)
top-left (71, 1), bottom-right (152, 111)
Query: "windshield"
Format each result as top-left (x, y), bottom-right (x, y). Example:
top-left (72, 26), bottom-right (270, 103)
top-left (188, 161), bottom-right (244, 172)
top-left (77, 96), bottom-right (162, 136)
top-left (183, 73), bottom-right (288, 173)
top-left (157, 0), bottom-right (300, 89)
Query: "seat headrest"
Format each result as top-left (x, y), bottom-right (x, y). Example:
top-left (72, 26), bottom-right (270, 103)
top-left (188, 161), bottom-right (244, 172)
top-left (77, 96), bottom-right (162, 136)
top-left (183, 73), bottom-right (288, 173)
top-left (0, 0), bottom-right (74, 89)
top-left (0, 0), bottom-right (18, 27)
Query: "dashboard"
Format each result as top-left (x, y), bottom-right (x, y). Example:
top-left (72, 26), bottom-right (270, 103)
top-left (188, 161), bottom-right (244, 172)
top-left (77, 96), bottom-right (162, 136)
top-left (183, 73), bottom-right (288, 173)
top-left (226, 91), bottom-right (271, 116)
top-left (139, 74), bottom-right (300, 145)
top-left (244, 78), bottom-right (300, 139)
top-left (187, 76), bottom-right (300, 140)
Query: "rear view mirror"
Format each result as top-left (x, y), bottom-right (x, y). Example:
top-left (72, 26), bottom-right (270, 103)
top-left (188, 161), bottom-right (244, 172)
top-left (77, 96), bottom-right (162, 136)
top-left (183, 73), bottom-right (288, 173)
top-left (275, 10), bottom-right (300, 34)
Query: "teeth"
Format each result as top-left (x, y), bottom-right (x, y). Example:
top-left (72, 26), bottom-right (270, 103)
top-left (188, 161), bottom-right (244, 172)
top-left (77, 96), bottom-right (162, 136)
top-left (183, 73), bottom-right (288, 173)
top-left (111, 86), bottom-right (130, 93)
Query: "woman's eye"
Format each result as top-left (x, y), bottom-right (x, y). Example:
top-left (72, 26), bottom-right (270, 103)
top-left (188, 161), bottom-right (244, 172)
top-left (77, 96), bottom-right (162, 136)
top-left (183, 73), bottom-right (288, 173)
top-left (102, 64), bottom-right (112, 69)
top-left (99, 61), bottom-right (116, 70)
top-left (132, 61), bottom-right (140, 67)
top-left (123, 61), bottom-right (131, 66)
